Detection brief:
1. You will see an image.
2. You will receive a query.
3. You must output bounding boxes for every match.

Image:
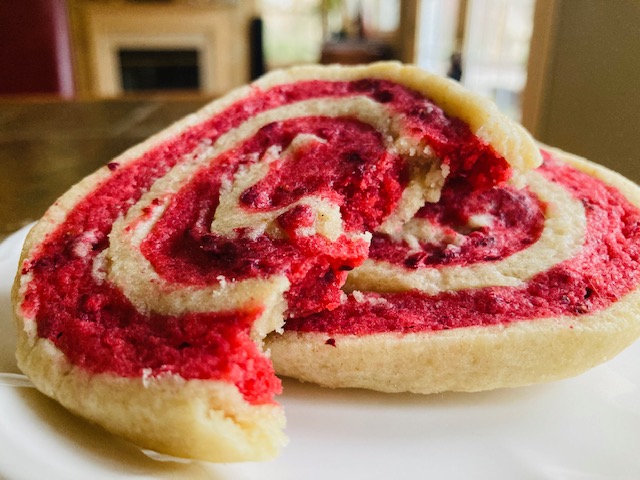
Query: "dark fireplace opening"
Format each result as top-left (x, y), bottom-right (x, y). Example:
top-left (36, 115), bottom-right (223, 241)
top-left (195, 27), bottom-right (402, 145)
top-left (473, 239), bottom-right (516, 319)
top-left (119, 49), bottom-right (200, 92)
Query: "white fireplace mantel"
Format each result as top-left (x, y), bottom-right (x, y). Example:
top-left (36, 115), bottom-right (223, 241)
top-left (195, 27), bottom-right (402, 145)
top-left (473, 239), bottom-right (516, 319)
top-left (82, 1), bottom-right (253, 96)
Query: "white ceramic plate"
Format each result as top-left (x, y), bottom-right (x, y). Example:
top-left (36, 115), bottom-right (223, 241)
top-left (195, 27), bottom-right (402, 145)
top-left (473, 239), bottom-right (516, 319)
top-left (1, 225), bottom-right (639, 480)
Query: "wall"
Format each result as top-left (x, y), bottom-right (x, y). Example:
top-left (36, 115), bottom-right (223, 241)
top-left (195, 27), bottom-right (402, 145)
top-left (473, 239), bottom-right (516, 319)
top-left (523, 0), bottom-right (640, 182)
top-left (0, 0), bottom-right (74, 96)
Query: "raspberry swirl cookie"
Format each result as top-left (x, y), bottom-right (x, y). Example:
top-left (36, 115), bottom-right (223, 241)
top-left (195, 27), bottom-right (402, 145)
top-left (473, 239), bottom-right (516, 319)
top-left (267, 148), bottom-right (640, 394)
top-left (13, 62), bottom-right (542, 462)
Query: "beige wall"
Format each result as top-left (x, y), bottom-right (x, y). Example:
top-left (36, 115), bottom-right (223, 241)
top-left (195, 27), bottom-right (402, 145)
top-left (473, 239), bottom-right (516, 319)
top-left (523, 0), bottom-right (640, 182)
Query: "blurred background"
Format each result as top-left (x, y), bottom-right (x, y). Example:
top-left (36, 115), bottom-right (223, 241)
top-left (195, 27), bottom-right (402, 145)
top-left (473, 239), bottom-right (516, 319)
top-left (0, 0), bottom-right (639, 237)
top-left (0, 0), bottom-right (537, 116)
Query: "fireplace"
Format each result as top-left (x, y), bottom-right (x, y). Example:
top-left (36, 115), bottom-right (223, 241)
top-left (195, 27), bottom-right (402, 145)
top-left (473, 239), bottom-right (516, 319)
top-left (119, 48), bottom-right (200, 92)
top-left (80, 1), bottom-right (253, 97)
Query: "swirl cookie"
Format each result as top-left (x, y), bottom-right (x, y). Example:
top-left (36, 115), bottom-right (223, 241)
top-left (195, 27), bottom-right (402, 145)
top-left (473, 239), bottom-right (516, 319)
top-left (267, 148), bottom-right (640, 393)
top-left (13, 62), bottom-right (542, 462)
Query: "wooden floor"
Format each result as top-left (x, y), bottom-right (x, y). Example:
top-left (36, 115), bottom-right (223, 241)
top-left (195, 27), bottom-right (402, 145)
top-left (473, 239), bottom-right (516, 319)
top-left (0, 96), bottom-right (211, 240)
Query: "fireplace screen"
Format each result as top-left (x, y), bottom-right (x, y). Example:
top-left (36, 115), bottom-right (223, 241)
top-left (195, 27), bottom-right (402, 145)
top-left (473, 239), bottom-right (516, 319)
top-left (118, 49), bottom-right (200, 92)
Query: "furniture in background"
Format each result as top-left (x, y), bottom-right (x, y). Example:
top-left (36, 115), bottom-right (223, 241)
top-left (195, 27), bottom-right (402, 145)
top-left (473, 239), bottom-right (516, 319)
top-left (319, 0), bottom-right (417, 65)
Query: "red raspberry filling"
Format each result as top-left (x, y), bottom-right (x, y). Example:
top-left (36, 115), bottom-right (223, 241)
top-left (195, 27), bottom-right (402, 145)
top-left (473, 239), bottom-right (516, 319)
top-left (371, 179), bottom-right (545, 268)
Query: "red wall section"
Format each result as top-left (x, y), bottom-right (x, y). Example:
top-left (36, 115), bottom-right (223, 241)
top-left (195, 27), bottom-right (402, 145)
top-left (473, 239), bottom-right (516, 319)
top-left (0, 0), bottom-right (74, 96)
